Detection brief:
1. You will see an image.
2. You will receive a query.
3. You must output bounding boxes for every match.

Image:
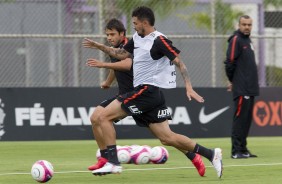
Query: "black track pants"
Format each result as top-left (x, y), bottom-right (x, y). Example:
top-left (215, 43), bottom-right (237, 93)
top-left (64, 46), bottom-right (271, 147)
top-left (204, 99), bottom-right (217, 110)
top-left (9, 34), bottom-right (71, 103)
top-left (231, 96), bottom-right (255, 155)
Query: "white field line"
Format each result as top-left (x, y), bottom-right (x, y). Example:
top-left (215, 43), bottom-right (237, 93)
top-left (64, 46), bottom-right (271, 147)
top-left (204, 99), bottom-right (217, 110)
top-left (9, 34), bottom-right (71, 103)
top-left (1, 162), bottom-right (282, 176)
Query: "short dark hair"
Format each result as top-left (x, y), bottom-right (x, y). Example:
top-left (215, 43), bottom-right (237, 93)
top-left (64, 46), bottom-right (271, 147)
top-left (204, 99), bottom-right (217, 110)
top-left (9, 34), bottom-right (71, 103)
top-left (132, 6), bottom-right (155, 26)
top-left (239, 15), bottom-right (251, 23)
top-left (105, 18), bottom-right (126, 35)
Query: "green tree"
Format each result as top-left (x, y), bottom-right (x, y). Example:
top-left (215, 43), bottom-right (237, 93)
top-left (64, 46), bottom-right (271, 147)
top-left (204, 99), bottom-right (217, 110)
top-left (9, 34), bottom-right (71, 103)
top-left (263, 0), bottom-right (282, 86)
top-left (177, 0), bottom-right (243, 35)
top-left (264, 0), bottom-right (282, 9)
top-left (107, 0), bottom-right (193, 34)
top-left (266, 66), bottom-right (282, 86)
top-left (176, 0), bottom-right (244, 86)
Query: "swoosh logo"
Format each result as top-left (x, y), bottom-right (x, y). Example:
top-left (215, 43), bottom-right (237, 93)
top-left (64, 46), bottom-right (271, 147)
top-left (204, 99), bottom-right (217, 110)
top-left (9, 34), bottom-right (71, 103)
top-left (199, 106), bottom-right (230, 124)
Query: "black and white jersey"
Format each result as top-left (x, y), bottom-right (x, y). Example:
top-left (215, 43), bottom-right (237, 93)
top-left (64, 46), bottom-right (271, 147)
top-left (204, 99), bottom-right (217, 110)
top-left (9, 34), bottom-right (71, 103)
top-left (124, 31), bottom-right (180, 89)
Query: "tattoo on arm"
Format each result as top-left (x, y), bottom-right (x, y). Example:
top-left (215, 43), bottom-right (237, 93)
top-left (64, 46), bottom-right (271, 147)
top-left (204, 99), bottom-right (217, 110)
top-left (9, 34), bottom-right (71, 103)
top-left (173, 58), bottom-right (191, 86)
top-left (114, 49), bottom-right (128, 56)
top-left (100, 46), bottom-right (128, 60)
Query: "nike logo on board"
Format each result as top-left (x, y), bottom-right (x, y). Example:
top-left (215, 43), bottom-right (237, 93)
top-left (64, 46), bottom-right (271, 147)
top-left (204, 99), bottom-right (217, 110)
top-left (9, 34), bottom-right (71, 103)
top-left (199, 106), bottom-right (230, 124)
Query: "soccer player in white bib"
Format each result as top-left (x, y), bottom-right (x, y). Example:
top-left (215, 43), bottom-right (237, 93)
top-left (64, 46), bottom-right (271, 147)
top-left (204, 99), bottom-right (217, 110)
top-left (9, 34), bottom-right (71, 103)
top-left (85, 18), bottom-right (207, 177)
top-left (83, 6), bottom-right (223, 178)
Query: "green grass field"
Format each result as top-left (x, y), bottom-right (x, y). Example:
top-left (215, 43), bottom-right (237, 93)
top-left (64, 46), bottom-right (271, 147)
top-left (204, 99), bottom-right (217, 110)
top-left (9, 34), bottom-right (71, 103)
top-left (1, 137), bottom-right (282, 184)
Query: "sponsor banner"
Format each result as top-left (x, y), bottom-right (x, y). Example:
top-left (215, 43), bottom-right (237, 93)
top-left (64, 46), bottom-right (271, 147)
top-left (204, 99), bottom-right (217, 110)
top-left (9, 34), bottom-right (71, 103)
top-left (250, 87), bottom-right (282, 136)
top-left (0, 87), bottom-right (280, 141)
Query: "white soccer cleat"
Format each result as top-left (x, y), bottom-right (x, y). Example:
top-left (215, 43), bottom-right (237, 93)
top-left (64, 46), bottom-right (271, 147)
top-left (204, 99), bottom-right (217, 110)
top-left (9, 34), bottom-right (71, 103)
top-left (211, 148), bottom-right (223, 178)
top-left (92, 162), bottom-right (122, 176)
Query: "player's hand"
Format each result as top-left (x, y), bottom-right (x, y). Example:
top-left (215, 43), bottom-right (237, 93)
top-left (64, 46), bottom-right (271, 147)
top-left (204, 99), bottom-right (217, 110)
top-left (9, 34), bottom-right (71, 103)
top-left (86, 59), bottom-right (105, 68)
top-left (186, 88), bottom-right (204, 103)
top-left (101, 81), bottom-right (110, 89)
top-left (227, 83), bottom-right (232, 92)
top-left (82, 38), bottom-right (101, 49)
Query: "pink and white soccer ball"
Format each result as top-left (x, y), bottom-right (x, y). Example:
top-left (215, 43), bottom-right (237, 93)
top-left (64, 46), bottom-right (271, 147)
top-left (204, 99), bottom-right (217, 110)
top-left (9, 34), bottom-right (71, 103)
top-left (150, 146), bottom-right (169, 164)
top-left (117, 146), bottom-right (131, 164)
top-left (31, 160), bottom-right (54, 183)
top-left (142, 145), bottom-right (152, 154)
top-left (130, 145), bottom-right (150, 164)
top-left (129, 144), bottom-right (140, 152)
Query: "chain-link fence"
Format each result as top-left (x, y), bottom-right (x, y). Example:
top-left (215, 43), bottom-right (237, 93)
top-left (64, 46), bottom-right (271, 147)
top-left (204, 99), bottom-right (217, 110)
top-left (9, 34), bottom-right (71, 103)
top-left (0, 0), bottom-right (282, 87)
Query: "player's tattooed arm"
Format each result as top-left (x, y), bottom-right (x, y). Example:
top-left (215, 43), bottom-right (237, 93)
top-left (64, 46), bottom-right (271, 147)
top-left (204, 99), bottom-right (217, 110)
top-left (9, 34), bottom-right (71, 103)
top-left (172, 56), bottom-right (190, 85)
top-left (82, 38), bottom-right (130, 60)
top-left (103, 48), bottom-right (130, 60)
top-left (172, 56), bottom-right (204, 103)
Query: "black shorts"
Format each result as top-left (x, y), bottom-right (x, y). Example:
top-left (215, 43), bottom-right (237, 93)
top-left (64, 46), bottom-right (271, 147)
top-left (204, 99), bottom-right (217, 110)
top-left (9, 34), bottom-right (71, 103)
top-left (99, 96), bottom-right (117, 108)
top-left (99, 95), bottom-right (147, 125)
top-left (117, 85), bottom-right (172, 127)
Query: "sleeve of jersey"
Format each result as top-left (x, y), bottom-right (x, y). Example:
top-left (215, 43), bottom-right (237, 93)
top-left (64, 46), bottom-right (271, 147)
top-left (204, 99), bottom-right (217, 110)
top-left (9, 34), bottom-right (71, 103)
top-left (226, 36), bottom-right (240, 63)
top-left (156, 35), bottom-right (180, 61)
top-left (224, 36), bottom-right (240, 82)
top-left (123, 38), bottom-right (134, 54)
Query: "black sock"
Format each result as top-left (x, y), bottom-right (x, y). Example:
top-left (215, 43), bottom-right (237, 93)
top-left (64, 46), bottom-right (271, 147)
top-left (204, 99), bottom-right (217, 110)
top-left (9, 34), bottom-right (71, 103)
top-left (107, 145), bottom-right (120, 165)
top-left (100, 149), bottom-right (108, 159)
top-left (185, 151), bottom-right (196, 161)
top-left (193, 143), bottom-right (213, 162)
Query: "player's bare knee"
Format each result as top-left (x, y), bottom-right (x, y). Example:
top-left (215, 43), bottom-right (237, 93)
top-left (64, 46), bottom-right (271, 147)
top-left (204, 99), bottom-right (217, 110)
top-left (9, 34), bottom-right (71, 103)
top-left (159, 133), bottom-right (177, 146)
top-left (97, 111), bottom-right (111, 124)
top-left (90, 113), bottom-right (100, 126)
top-left (159, 137), bottom-right (172, 146)
top-left (160, 140), bottom-right (169, 146)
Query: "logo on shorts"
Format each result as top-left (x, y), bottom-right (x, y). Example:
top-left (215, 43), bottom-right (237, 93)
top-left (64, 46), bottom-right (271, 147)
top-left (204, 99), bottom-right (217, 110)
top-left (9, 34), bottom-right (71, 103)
top-left (157, 108), bottom-right (171, 118)
top-left (0, 98), bottom-right (6, 139)
top-left (128, 105), bottom-right (142, 114)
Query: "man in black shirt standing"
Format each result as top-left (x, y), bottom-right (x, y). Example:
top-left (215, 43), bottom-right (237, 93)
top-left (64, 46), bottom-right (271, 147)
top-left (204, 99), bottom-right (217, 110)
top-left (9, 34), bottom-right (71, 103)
top-left (225, 15), bottom-right (259, 159)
